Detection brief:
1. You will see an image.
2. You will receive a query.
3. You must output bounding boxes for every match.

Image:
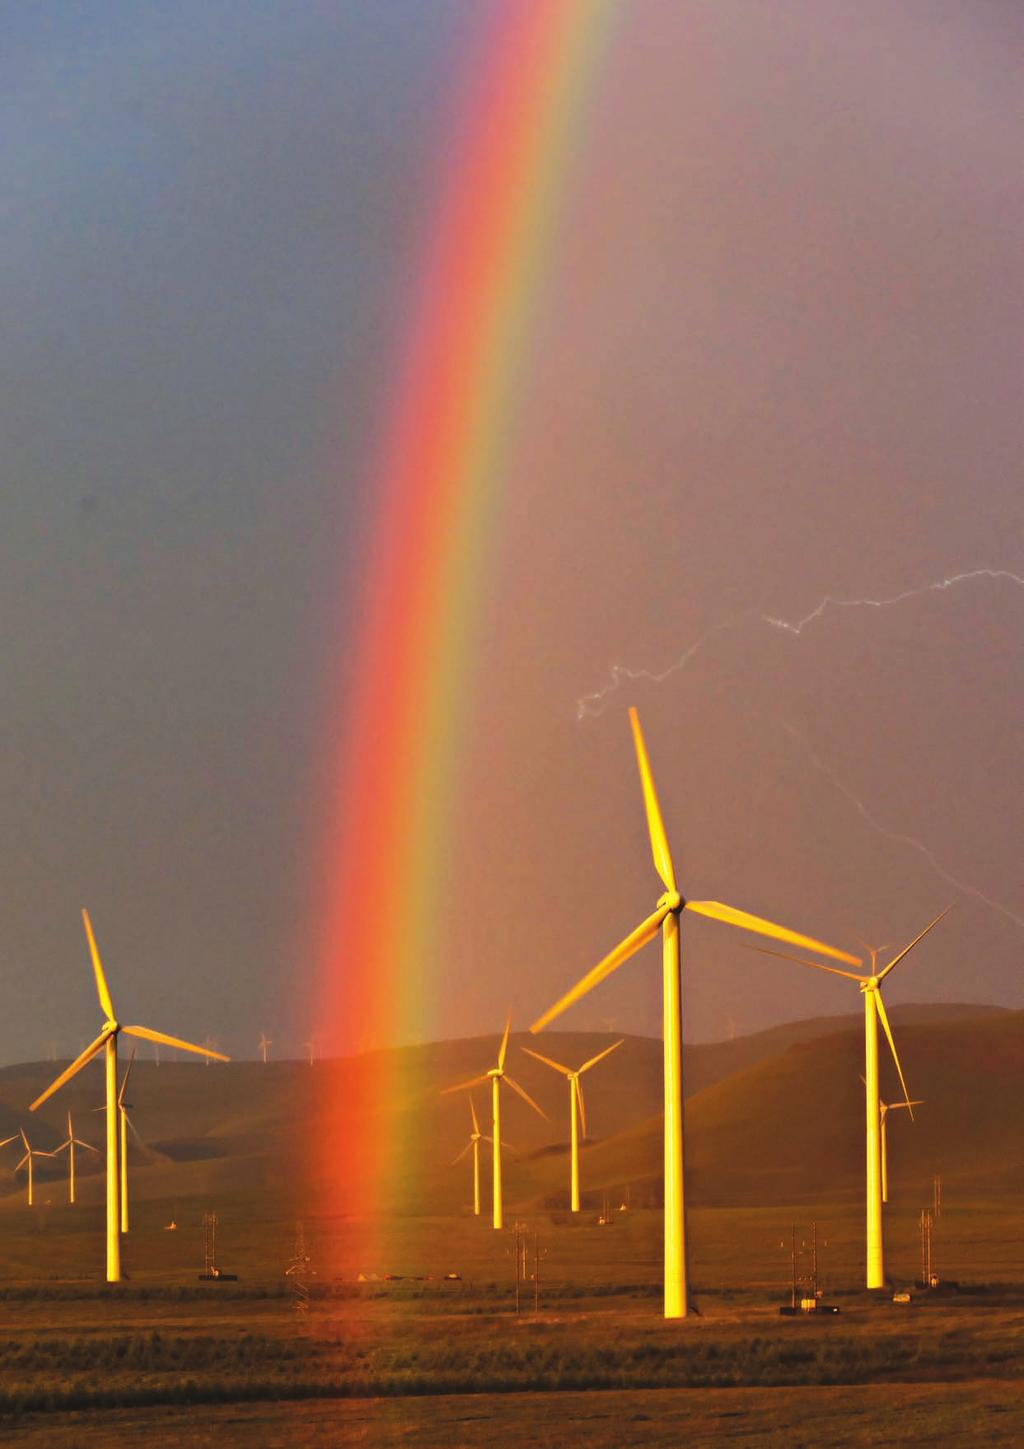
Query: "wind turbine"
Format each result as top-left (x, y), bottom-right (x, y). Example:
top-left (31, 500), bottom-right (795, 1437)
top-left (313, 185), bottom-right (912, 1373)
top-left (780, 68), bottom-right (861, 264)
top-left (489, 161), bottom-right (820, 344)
top-left (29, 909), bottom-right (229, 1282)
top-left (530, 707), bottom-right (860, 1319)
top-left (259, 1032), bottom-right (272, 1064)
top-left (749, 907), bottom-right (949, 1288)
top-left (54, 1110), bottom-right (98, 1204)
top-left (442, 1017), bottom-right (547, 1229)
top-left (15, 1129), bottom-right (56, 1207)
top-left (859, 1077), bottom-right (923, 1204)
top-left (450, 1096), bottom-right (492, 1217)
top-left (521, 1039), bottom-right (623, 1212)
top-left (92, 1051), bottom-right (139, 1230)
top-left (116, 1049), bottom-right (137, 1233)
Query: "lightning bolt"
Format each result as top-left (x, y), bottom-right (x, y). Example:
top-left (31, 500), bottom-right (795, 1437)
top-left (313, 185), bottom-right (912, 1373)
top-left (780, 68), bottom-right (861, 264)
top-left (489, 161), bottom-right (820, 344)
top-left (779, 720), bottom-right (1024, 931)
top-left (575, 616), bottom-right (744, 720)
top-left (575, 567), bottom-right (1024, 933)
top-left (761, 568), bottom-right (1024, 636)
top-left (578, 567), bottom-right (1024, 717)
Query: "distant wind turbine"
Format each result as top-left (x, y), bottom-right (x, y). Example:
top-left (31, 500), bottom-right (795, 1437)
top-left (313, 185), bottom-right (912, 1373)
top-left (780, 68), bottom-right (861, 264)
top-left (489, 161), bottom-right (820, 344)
top-left (450, 1096), bottom-right (502, 1217)
top-left (442, 1017), bottom-right (547, 1230)
top-left (860, 1076), bottom-right (923, 1204)
top-left (531, 707), bottom-right (860, 1319)
top-left (259, 1032), bottom-right (272, 1064)
top-left (15, 1129), bottom-right (56, 1207)
top-left (29, 909), bottom-right (229, 1282)
top-left (521, 1040), bottom-right (622, 1212)
top-left (749, 910), bottom-right (949, 1288)
top-left (54, 1110), bottom-right (98, 1204)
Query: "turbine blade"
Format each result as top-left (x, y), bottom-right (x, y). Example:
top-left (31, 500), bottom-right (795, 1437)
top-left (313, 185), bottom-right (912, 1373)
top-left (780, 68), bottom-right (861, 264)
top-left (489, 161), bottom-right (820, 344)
top-left (20, 1128), bottom-right (29, 1150)
top-left (888, 1099), bottom-right (924, 1112)
top-left (875, 991), bottom-right (913, 1118)
top-left (530, 905), bottom-right (668, 1033)
top-left (118, 1047), bottom-right (137, 1107)
top-left (82, 909), bottom-right (115, 1020)
top-left (575, 1075), bottom-right (587, 1141)
top-left (451, 1141), bottom-right (472, 1165)
top-left (122, 1026), bottom-right (229, 1061)
top-left (0, 1134), bottom-right (19, 1149)
top-left (469, 1096), bottom-right (480, 1135)
top-left (497, 1015), bottom-right (512, 1072)
top-left (124, 1114), bottom-right (151, 1151)
top-left (440, 1074), bottom-right (490, 1097)
top-left (30, 1027), bottom-right (113, 1111)
top-left (877, 906), bottom-right (952, 982)
top-left (688, 901), bottom-right (861, 966)
top-left (578, 1038), bottom-right (625, 1075)
top-left (75, 1139), bottom-right (100, 1152)
top-left (521, 1046), bottom-right (572, 1077)
top-left (503, 1075), bottom-right (549, 1120)
top-left (744, 944), bottom-right (865, 982)
top-left (628, 708), bottom-right (677, 892)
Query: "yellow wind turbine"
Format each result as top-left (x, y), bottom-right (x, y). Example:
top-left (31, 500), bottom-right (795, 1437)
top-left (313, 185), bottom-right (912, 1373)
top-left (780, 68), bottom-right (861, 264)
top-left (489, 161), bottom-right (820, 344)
top-left (531, 707), bottom-right (860, 1319)
top-left (859, 1077), bottom-right (924, 1205)
top-left (54, 1109), bottom-right (98, 1205)
top-left (450, 1096), bottom-right (495, 1217)
top-left (15, 1129), bottom-right (57, 1207)
top-left (115, 1049), bottom-right (137, 1233)
top-left (750, 907), bottom-right (949, 1288)
top-left (521, 1040), bottom-right (623, 1212)
top-left (880, 1095), bottom-right (922, 1205)
top-left (30, 909), bottom-right (229, 1282)
top-left (442, 1017), bottom-right (547, 1230)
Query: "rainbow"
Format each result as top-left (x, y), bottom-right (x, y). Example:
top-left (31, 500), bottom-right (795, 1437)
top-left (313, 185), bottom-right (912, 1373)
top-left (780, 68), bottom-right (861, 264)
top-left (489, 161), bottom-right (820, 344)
top-left (313, 0), bottom-right (616, 1233)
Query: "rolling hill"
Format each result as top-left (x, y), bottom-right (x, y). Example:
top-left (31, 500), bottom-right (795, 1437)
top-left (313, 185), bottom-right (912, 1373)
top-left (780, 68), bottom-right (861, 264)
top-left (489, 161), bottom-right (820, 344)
top-left (0, 1004), bottom-right (1017, 1219)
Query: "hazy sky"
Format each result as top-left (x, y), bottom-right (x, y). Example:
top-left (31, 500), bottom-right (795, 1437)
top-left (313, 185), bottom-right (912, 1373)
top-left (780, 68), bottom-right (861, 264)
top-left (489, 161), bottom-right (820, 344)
top-left (3, 1), bottom-right (1021, 1064)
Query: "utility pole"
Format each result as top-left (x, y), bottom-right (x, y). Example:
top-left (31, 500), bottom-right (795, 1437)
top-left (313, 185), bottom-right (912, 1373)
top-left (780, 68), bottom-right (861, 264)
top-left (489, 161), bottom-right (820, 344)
top-left (811, 1221), bottom-right (819, 1300)
top-left (534, 1230), bottom-right (540, 1314)
top-left (920, 1209), bottom-right (934, 1287)
top-left (203, 1212), bottom-right (217, 1276)
top-left (933, 1174), bottom-right (942, 1219)
top-left (512, 1220), bottom-right (523, 1314)
top-left (286, 1220), bottom-right (314, 1319)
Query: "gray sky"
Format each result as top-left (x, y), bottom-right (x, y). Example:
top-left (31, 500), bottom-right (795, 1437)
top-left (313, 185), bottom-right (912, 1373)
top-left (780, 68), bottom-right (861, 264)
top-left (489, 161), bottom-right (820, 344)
top-left (2, 1), bottom-right (1021, 1064)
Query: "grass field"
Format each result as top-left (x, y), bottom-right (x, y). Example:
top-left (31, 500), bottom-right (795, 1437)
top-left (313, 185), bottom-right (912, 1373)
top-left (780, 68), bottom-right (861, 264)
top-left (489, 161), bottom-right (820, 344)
top-left (0, 1012), bottom-right (1019, 1443)
top-left (0, 1202), bottom-right (1020, 1443)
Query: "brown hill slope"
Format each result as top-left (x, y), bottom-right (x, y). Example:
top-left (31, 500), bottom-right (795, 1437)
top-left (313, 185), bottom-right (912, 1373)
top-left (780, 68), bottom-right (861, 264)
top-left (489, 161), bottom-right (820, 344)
top-left (0, 1004), bottom-right (1016, 1216)
top-left (542, 1010), bottom-right (1024, 1210)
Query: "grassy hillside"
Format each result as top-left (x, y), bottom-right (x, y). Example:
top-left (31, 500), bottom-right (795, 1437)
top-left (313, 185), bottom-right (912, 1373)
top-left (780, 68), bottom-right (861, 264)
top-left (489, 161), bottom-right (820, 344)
top-left (0, 1005), bottom-right (1017, 1222)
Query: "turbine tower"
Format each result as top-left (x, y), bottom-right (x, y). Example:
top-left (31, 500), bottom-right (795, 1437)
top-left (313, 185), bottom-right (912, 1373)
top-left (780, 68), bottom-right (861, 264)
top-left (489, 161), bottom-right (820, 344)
top-left (54, 1110), bottom-right (98, 1204)
top-left (750, 909), bottom-right (948, 1288)
top-left (530, 707), bottom-right (860, 1319)
top-left (521, 1039), bottom-right (623, 1212)
top-left (442, 1017), bottom-right (547, 1229)
top-left (29, 909), bottom-right (229, 1282)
